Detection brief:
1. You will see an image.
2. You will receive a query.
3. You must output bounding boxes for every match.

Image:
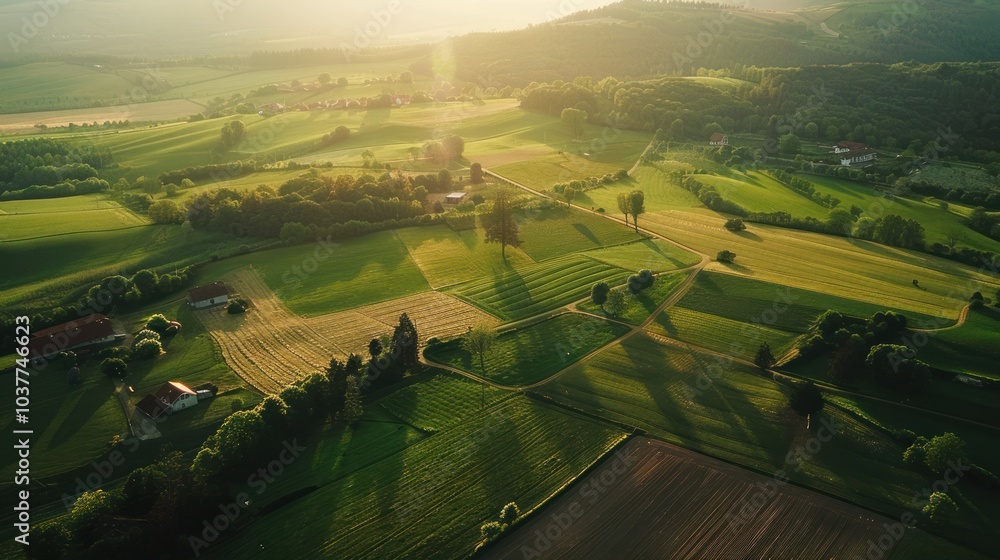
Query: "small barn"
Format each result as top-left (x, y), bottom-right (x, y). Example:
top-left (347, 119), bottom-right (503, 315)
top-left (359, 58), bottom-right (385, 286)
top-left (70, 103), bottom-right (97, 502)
top-left (445, 192), bottom-right (467, 205)
top-left (28, 314), bottom-right (119, 361)
top-left (187, 282), bottom-right (229, 309)
top-left (709, 133), bottom-right (729, 146)
top-left (136, 381), bottom-right (200, 419)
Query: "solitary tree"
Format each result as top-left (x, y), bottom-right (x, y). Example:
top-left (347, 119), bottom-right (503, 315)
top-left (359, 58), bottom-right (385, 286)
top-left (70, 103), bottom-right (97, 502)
top-left (754, 342), bottom-right (776, 370)
top-left (342, 376), bottom-right (364, 425)
top-left (219, 120), bottom-right (247, 149)
top-left (462, 323), bottom-right (498, 409)
top-left (922, 492), bottom-right (958, 523)
top-left (318, 72), bottom-right (332, 85)
top-left (470, 162), bottom-right (484, 184)
top-left (628, 190), bottom-right (645, 232)
top-left (617, 192), bottom-right (631, 227)
top-left (591, 281), bottom-right (610, 310)
top-left (789, 381), bottom-right (824, 428)
top-left (484, 188), bottom-right (521, 261)
top-left (368, 338), bottom-right (383, 361)
top-left (563, 186), bottom-right (577, 208)
top-left (561, 107), bottom-right (587, 139)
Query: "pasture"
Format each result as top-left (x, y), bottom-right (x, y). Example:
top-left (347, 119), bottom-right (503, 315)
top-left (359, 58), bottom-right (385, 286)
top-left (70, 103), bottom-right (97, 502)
top-left (515, 206), bottom-right (642, 261)
top-left (577, 270), bottom-right (690, 325)
top-left (485, 437), bottom-right (926, 560)
top-left (0, 206), bottom-right (148, 242)
top-left (633, 203), bottom-right (999, 321)
top-left (424, 312), bottom-right (630, 386)
top-left (0, 226), bottom-right (254, 313)
top-left (210, 383), bottom-right (625, 560)
top-left (531, 334), bottom-right (942, 517)
top-left (199, 229), bottom-right (430, 317)
top-left (650, 306), bottom-right (801, 362)
top-left (799, 173), bottom-right (1000, 255)
top-left (914, 306), bottom-right (1000, 380)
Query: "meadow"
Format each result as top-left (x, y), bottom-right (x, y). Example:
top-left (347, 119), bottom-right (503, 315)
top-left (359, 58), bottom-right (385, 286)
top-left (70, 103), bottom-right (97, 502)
top-left (0, 206), bottom-right (148, 242)
top-left (0, 226), bottom-right (256, 313)
top-left (577, 270), bottom-right (690, 325)
top-left (198, 229), bottom-right (430, 317)
top-left (424, 312), bottom-right (630, 386)
top-left (913, 307), bottom-right (1000, 380)
top-left (627, 190), bottom-right (1000, 321)
top-left (530, 333), bottom-right (999, 544)
top-left (211, 379), bottom-right (625, 560)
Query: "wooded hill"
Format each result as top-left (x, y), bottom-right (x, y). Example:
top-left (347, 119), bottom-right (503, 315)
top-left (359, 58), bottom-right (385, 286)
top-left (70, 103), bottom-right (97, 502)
top-left (416, 0), bottom-right (1000, 86)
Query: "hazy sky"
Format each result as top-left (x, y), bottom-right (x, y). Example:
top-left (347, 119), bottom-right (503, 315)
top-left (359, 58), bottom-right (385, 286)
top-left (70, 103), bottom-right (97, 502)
top-left (0, 0), bottom-right (622, 56)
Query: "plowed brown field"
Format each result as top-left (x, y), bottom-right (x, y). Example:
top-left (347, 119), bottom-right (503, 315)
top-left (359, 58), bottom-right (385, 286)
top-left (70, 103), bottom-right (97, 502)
top-left (485, 437), bottom-right (900, 560)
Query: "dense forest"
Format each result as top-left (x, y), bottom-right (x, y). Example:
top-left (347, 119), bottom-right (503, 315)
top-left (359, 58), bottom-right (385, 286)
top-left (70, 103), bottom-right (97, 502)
top-left (520, 62), bottom-right (1000, 164)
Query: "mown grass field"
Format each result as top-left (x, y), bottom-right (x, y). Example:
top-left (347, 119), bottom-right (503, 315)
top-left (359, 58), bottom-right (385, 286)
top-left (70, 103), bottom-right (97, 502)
top-left (651, 306), bottom-right (801, 361)
top-left (530, 334), bottom-right (998, 537)
top-left (0, 358), bottom-right (125, 478)
top-left (677, 271), bottom-right (934, 330)
top-left (515, 205), bottom-right (642, 261)
top-left (915, 307), bottom-right (1000, 380)
top-left (580, 238), bottom-right (701, 272)
top-left (394, 224), bottom-right (534, 288)
top-left (621, 176), bottom-right (1000, 320)
top-left (490, 146), bottom-right (642, 189)
top-left (695, 171), bottom-right (832, 216)
top-left (425, 313), bottom-right (630, 386)
top-left (578, 271), bottom-right (689, 325)
top-left (444, 254), bottom-right (630, 321)
top-left (211, 378), bottom-right (625, 560)
top-left (199, 230), bottom-right (430, 317)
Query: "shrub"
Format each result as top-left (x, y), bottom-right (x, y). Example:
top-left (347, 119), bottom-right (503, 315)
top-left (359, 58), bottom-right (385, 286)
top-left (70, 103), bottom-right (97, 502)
top-left (98, 346), bottom-right (132, 362)
top-left (100, 358), bottom-right (128, 378)
top-left (724, 218), bottom-right (746, 231)
top-left (480, 521), bottom-right (504, 542)
top-left (717, 249), bottom-right (736, 263)
top-left (499, 502), bottom-right (520, 525)
top-left (228, 297), bottom-right (249, 314)
top-left (134, 329), bottom-right (161, 344)
top-left (145, 314), bottom-right (170, 333)
top-left (426, 336), bottom-right (441, 346)
top-left (133, 338), bottom-right (163, 360)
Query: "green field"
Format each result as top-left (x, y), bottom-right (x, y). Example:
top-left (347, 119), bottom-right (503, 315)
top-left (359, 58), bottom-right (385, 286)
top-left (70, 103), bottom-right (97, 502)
top-left (798, 173), bottom-right (1000, 255)
top-left (212, 380), bottom-right (625, 560)
top-left (0, 361), bottom-right (125, 478)
top-left (425, 313), bottom-right (630, 386)
top-left (1, 226), bottom-right (253, 313)
top-left (651, 306), bottom-right (801, 361)
top-left (581, 238), bottom-right (701, 273)
top-left (696, 172), bottom-right (832, 216)
top-left (515, 206), bottom-right (642, 261)
top-left (626, 186), bottom-right (1000, 320)
top-left (0, 207), bottom-right (148, 242)
top-left (915, 307), bottom-right (1000, 380)
top-left (577, 271), bottom-right (689, 325)
top-left (530, 334), bottom-right (993, 527)
top-left (395, 225), bottom-right (534, 289)
top-left (444, 254), bottom-right (631, 321)
top-left (0, 62), bottom-right (139, 113)
top-left (199, 229), bottom-right (430, 316)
